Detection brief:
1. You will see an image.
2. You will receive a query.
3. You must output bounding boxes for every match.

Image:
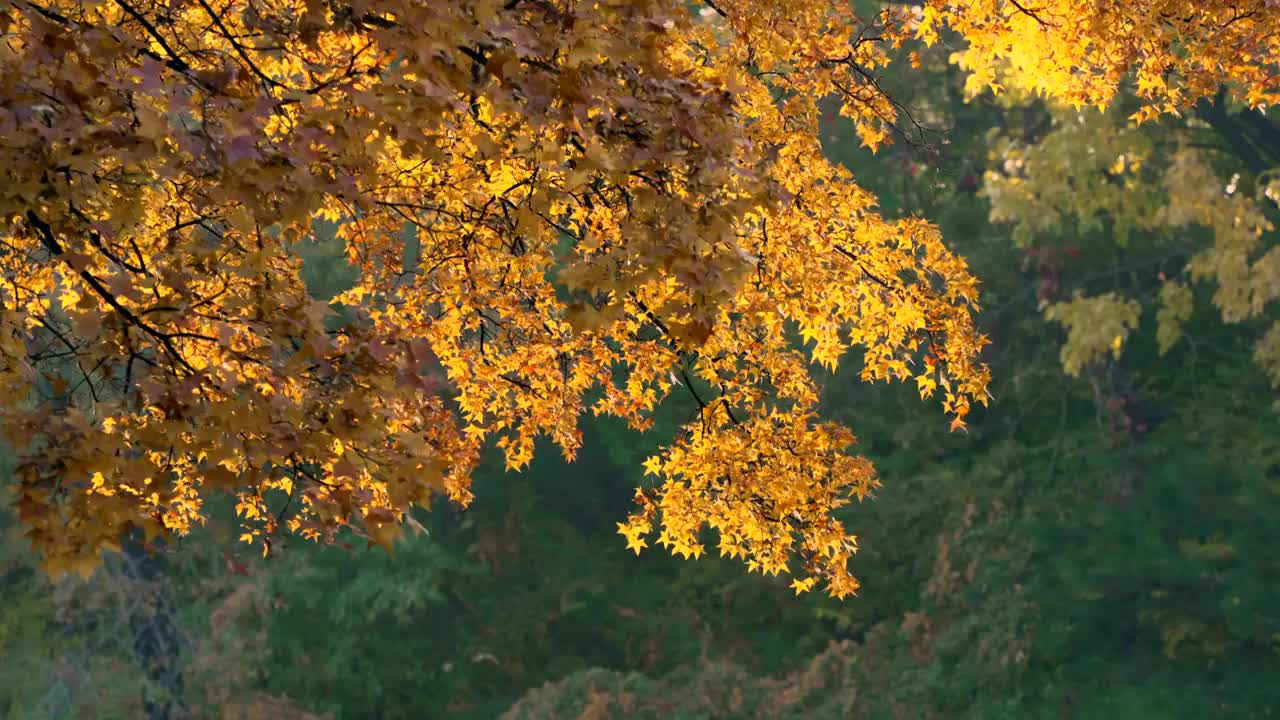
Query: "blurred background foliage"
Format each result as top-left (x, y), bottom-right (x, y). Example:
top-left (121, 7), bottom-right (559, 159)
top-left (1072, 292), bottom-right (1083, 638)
top-left (3, 23), bottom-right (1279, 720)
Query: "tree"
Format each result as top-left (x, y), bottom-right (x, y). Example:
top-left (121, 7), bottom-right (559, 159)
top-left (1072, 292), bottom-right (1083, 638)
top-left (983, 99), bottom-right (1280, 386)
top-left (0, 0), bottom-right (989, 598)
top-left (4, 0), bottom-right (1276, 599)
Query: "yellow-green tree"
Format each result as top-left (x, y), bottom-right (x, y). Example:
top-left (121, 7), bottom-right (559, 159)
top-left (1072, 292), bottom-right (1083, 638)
top-left (982, 99), bottom-right (1280, 385)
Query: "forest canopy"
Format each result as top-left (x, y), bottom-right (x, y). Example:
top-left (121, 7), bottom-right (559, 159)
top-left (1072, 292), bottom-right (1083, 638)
top-left (0, 0), bottom-right (1276, 599)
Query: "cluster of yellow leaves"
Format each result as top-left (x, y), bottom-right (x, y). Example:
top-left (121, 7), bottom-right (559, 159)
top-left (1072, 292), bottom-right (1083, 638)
top-left (0, 0), bottom-right (989, 596)
top-left (1043, 293), bottom-right (1142, 378)
top-left (621, 409), bottom-right (878, 599)
top-left (919, 0), bottom-right (1280, 116)
top-left (1155, 280), bottom-right (1195, 356)
top-left (1161, 152), bottom-right (1279, 322)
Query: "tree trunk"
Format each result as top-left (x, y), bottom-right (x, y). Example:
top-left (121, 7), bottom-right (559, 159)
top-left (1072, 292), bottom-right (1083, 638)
top-left (122, 535), bottom-right (187, 720)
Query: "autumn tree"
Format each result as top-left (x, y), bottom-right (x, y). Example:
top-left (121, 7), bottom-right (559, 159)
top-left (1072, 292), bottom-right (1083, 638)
top-left (4, 0), bottom-right (1274, 597)
top-left (0, 0), bottom-right (993, 598)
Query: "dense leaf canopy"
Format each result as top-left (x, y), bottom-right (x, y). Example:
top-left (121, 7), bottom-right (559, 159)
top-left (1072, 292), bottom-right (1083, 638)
top-left (923, 0), bottom-right (1280, 117)
top-left (1, 0), bottom-right (994, 596)
top-left (1, 0), bottom-right (1276, 598)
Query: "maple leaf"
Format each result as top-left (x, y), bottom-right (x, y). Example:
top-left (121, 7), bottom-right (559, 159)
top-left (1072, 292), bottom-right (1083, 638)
top-left (641, 455), bottom-right (664, 477)
top-left (916, 373), bottom-right (938, 398)
top-left (626, 535), bottom-right (648, 555)
top-left (790, 577), bottom-right (818, 595)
